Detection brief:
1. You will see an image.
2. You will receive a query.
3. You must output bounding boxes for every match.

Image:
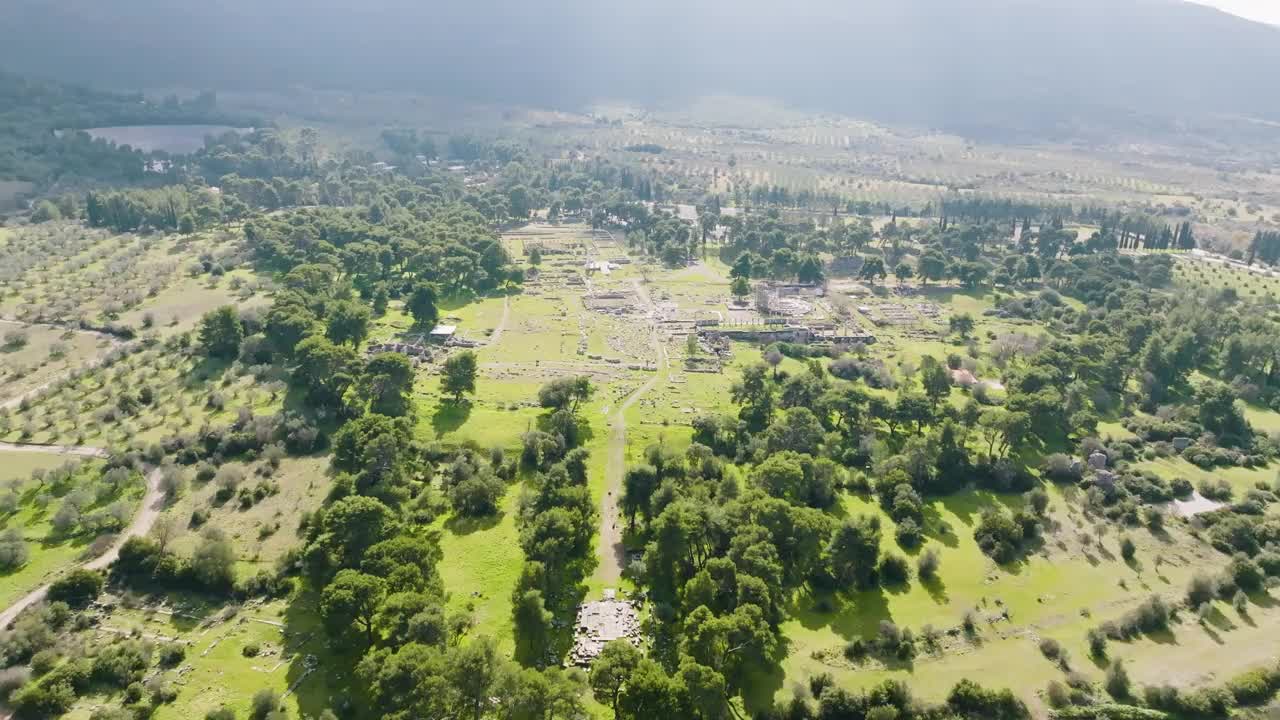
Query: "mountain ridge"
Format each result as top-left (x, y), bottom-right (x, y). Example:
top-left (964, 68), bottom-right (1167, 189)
top-left (1, 0), bottom-right (1277, 140)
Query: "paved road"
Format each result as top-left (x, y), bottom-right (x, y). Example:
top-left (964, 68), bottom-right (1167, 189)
top-left (0, 460), bottom-right (163, 629)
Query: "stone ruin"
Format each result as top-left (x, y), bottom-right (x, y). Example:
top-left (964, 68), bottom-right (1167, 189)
top-left (584, 290), bottom-right (640, 316)
top-left (365, 341), bottom-right (432, 363)
top-left (568, 591), bottom-right (642, 667)
top-left (916, 302), bottom-right (944, 319)
top-left (684, 354), bottom-right (723, 374)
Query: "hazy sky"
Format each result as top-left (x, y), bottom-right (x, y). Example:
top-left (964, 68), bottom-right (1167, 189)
top-left (1192, 0), bottom-right (1280, 25)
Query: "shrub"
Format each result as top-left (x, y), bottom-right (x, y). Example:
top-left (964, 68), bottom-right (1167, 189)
top-left (124, 681), bottom-right (144, 703)
top-left (974, 508), bottom-right (1027, 563)
top-left (876, 621), bottom-right (903, 652)
top-left (1119, 535), bottom-right (1136, 561)
top-left (195, 462), bottom-right (217, 483)
top-left (1169, 477), bottom-right (1194, 497)
top-left (1143, 507), bottom-right (1164, 531)
top-left (1087, 627), bottom-right (1108, 658)
top-left (157, 643), bottom-right (186, 667)
top-left (1198, 478), bottom-right (1233, 501)
top-left (29, 649), bottom-right (59, 676)
top-left (843, 638), bottom-right (867, 660)
top-left (92, 640), bottom-right (151, 688)
top-left (1227, 666), bottom-right (1280, 705)
top-left (1038, 637), bottom-right (1062, 660)
top-left (894, 519), bottom-right (921, 548)
top-left (250, 689), bottom-right (281, 720)
top-left (242, 643), bottom-right (260, 658)
top-left (0, 529), bottom-right (29, 571)
top-left (0, 665), bottom-right (32, 698)
top-left (1187, 573), bottom-right (1217, 607)
top-left (866, 707), bottom-right (898, 720)
top-left (1025, 488), bottom-right (1050, 516)
top-left (1105, 659), bottom-right (1131, 699)
top-left (206, 708), bottom-right (237, 720)
top-left (1046, 680), bottom-right (1070, 708)
top-left (47, 569), bottom-right (103, 607)
top-left (1229, 553), bottom-right (1264, 592)
top-left (448, 472), bottom-right (506, 518)
top-left (1143, 684), bottom-right (1180, 710)
top-left (12, 679), bottom-right (76, 717)
top-left (878, 554), bottom-right (910, 585)
top-left (1111, 595), bottom-right (1170, 638)
top-left (809, 672), bottom-right (834, 699)
top-left (1257, 550), bottom-right (1280, 577)
top-left (917, 548), bottom-right (940, 580)
top-left (945, 678), bottom-right (1029, 719)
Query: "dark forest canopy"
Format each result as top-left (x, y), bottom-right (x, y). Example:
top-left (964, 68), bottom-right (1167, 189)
top-left (1, 0), bottom-right (1279, 139)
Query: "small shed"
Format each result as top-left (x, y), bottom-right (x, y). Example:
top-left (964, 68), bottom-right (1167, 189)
top-left (428, 324), bottom-right (457, 342)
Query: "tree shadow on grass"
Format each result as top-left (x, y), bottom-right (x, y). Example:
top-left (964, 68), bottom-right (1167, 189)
top-left (1246, 589), bottom-right (1277, 610)
top-left (922, 575), bottom-right (950, 605)
top-left (921, 504), bottom-right (959, 548)
top-left (443, 509), bottom-right (504, 537)
top-left (1145, 627), bottom-right (1179, 646)
top-left (1204, 606), bottom-right (1238, 633)
top-left (431, 401), bottom-right (471, 437)
top-left (282, 586), bottom-right (356, 720)
top-left (788, 586), bottom-right (894, 642)
top-left (1200, 621), bottom-right (1226, 645)
top-left (184, 356), bottom-right (232, 388)
top-left (938, 490), bottom-right (1023, 529)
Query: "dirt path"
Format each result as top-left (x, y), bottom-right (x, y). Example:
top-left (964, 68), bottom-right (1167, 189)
top-left (596, 279), bottom-right (667, 585)
top-left (0, 442), bottom-right (109, 458)
top-left (0, 462), bottom-right (164, 629)
top-left (489, 295), bottom-right (511, 347)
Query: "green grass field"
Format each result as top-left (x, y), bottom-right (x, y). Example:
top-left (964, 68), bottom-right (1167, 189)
top-left (60, 596), bottom-right (335, 720)
top-left (0, 457), bottom-right (136, 609)
top-left (157, 456), bottom-right (333, 575)
top-left (757, 481), bottom-right (1266, 713)
top-left (0, 449), bottom-right (70, 482)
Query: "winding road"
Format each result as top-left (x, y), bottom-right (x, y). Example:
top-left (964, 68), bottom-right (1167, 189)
top-left (596, 278), bottom-right (668, 585)
top-left (0, 449), bottom-right (165, 629)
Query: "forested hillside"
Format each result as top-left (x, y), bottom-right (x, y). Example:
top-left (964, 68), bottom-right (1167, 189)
top-left (0, 71), bottom-right (257, 192)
